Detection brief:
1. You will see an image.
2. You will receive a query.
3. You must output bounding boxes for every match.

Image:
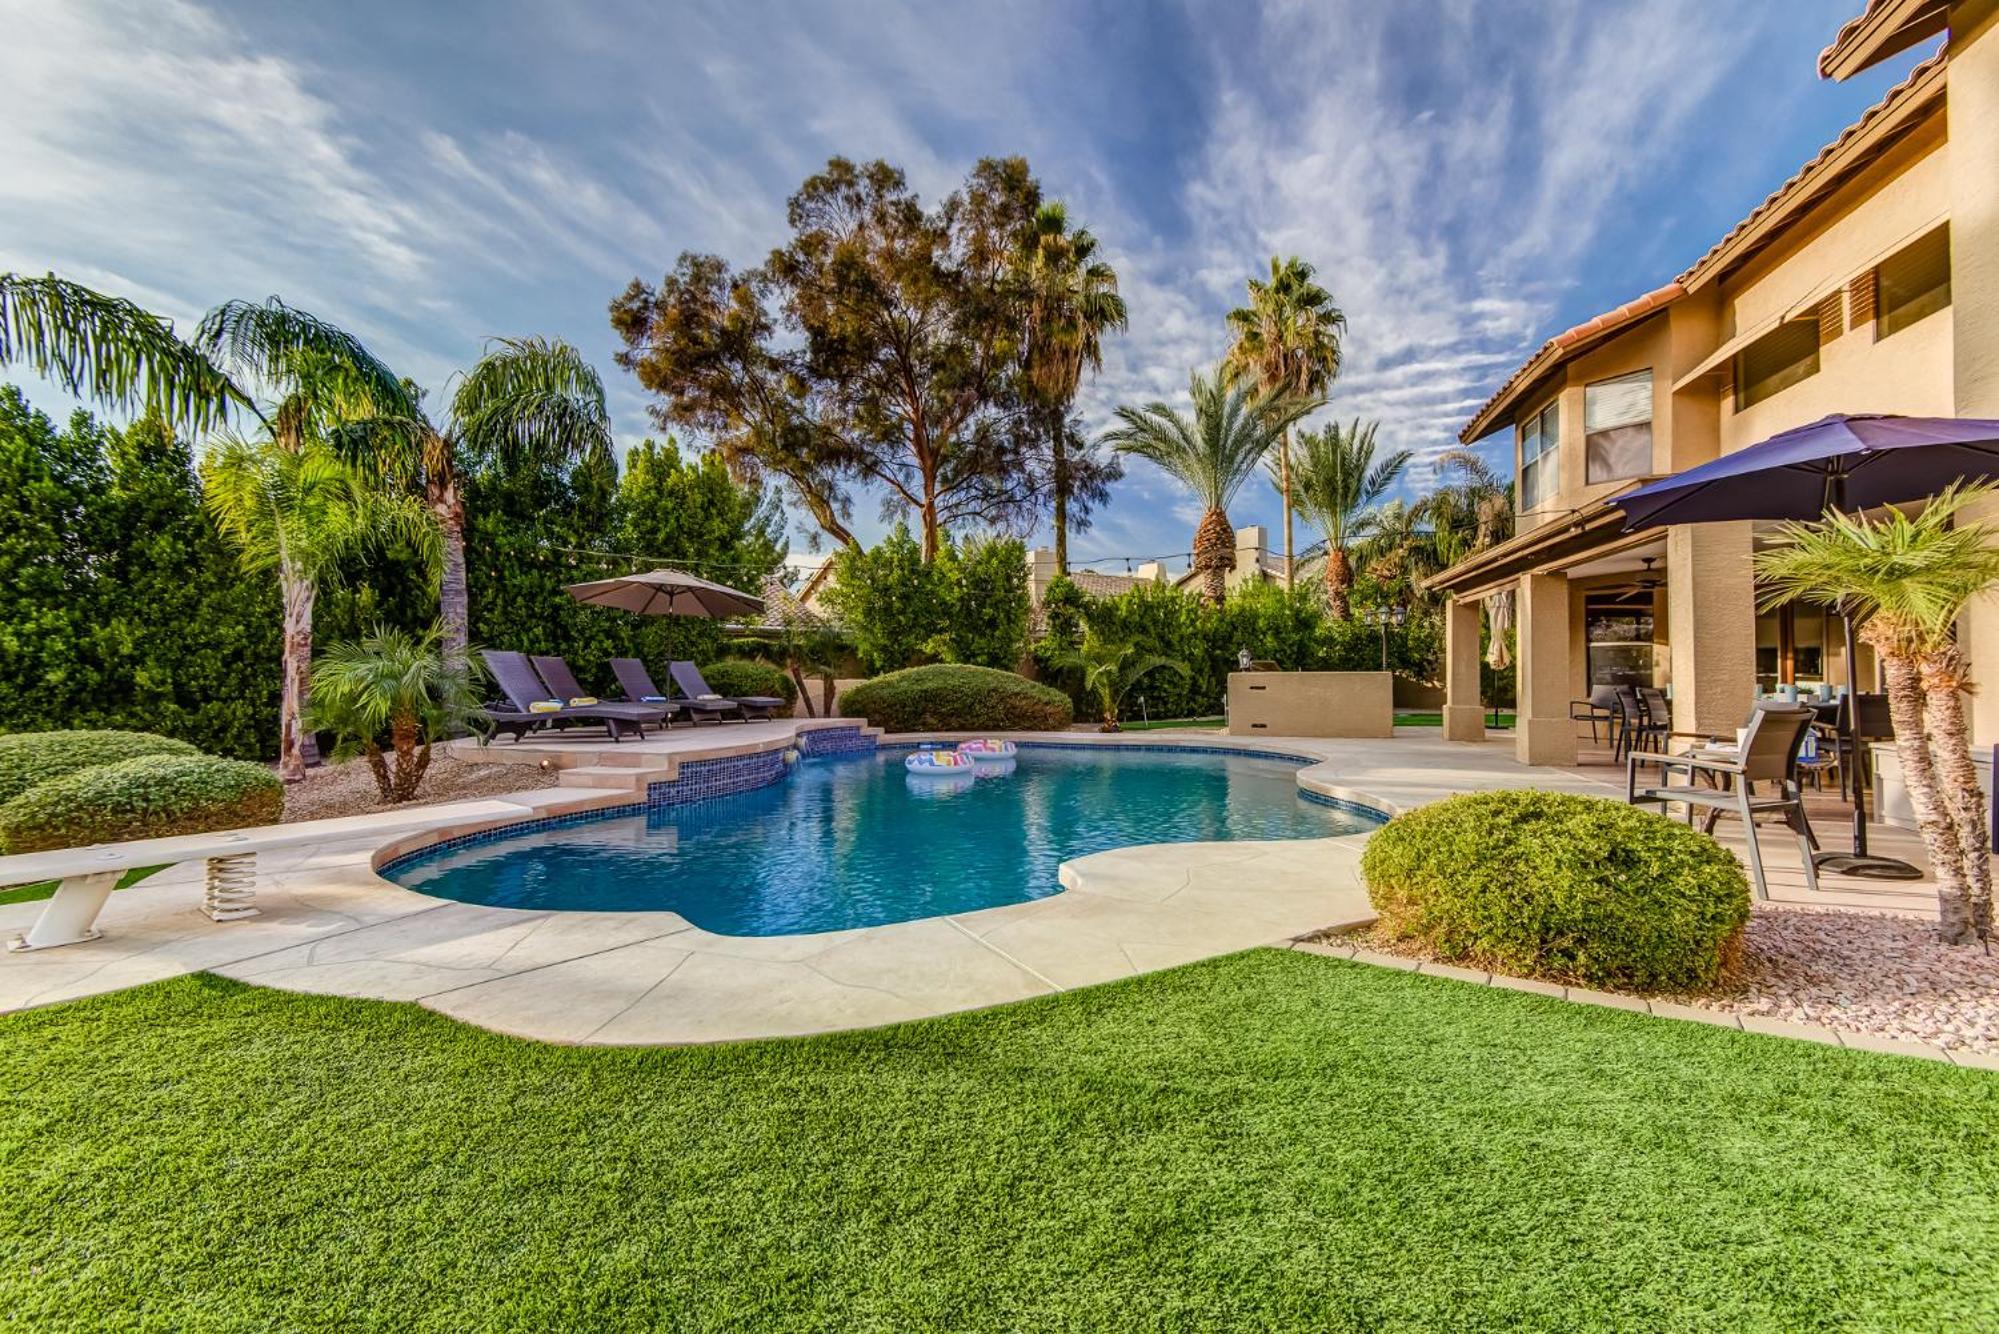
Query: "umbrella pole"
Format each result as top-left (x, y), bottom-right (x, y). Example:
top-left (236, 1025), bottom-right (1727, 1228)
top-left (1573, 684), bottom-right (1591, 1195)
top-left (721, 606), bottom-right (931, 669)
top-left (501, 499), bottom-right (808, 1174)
top-left (1812, 598), bottom-right (1923, 879)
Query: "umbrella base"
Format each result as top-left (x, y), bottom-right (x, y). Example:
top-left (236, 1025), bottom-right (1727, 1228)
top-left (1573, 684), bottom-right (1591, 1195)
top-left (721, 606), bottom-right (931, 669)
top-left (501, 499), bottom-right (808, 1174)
top-left (1812, 852), bottom-right (1926, 880)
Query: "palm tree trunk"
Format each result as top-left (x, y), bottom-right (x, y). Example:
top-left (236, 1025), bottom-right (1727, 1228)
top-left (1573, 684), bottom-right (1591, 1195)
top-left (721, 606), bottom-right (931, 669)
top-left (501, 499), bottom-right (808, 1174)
top-left (1879, 647), bottom-right (1976, 943)
top-left (389, 712), bottom-right (423, 803)
top-left (359, 739), bottom-right (392, 802)
top-left (1920, 645), bottom-right (1992, 940)
top-left (1324, 546), bottom-right (1352, 620)
top-left (278, 568), bottom-right (316, 783)
top-left (1279, 431), bottom-right (1294, 590)
top-left (1194, 507), bottom-right (1235, 607)
top-left (432, 470), bottom-right (470, 673)
top-left (790, 664), bottom-right (816, 718)
top-left (1052, 407), bottom-right (1070, 577)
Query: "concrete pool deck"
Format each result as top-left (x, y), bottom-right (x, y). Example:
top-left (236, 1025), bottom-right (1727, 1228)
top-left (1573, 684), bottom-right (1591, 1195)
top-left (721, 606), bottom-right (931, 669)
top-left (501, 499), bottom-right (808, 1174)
top-left (0, 723), bottom-right (1937, 1042)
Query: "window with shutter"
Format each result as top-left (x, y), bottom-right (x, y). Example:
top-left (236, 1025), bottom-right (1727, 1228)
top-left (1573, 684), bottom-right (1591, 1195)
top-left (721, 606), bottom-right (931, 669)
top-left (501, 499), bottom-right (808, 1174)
top-left (1584, 370), bottom-right (1652, 484)
top-left (1877, 225), bottom-right (1950, 339)
top-left (1734, 320), bottom-right (1819, 410)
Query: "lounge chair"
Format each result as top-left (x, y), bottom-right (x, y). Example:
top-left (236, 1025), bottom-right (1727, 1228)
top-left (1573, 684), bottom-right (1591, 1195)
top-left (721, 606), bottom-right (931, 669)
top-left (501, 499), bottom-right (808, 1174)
top-left (477, 651), bottom-right (664, 743)
top-left (609, 658), bottom-right (726, 727)
top-left (1626, 702), bottom-right (1820, 900)
top-left (669, 660), bottom-right (785, 722)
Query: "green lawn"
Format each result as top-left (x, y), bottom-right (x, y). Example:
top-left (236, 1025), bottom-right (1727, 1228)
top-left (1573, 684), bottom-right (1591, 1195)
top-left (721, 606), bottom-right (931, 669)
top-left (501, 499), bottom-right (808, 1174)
top-left (5, 951), bottom-right (1996, 1330)
top-left (1394, 709), bottom-right (1516, 727)
top-left (0, 865), bottom-right (161, 907)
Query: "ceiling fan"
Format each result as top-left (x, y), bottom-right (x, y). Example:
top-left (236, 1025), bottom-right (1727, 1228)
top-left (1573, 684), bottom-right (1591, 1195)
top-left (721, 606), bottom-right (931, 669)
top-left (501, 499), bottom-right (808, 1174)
top-left (1600, 556), bottom-right (1665, 598)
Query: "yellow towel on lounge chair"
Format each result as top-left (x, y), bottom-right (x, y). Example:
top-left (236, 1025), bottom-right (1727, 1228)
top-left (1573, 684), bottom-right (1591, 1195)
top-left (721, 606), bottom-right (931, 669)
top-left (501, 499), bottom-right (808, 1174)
top-left (567, 696), bottom-right (599, 707)
top-left (528, 700), bottom-right (563, 714)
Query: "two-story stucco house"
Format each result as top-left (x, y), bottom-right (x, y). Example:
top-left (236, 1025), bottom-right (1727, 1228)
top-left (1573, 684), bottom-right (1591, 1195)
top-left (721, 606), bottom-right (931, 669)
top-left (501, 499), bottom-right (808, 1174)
top-left (1427, 0), bottom-right (1999, 770)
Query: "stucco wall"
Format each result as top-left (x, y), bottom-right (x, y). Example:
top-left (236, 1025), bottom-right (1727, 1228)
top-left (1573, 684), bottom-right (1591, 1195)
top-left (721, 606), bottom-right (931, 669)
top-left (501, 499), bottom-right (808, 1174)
top-left (1227, 671), bottom-right (1392, 739)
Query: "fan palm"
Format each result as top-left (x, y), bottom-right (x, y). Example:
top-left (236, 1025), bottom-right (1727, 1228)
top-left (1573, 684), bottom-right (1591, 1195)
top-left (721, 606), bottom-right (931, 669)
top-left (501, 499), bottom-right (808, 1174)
top-left (308, 624), bottom-right (482, 804)
top-left (1051, 631), bottom-right (1188, 731)
top-left (1103, 371), bottom-right (1318, 605)
top-left (1019, 204), bottom-right (1128, 575)
top-left (338, 337), bottom-right (612, 668)
top-left (1755, 483), bottom-right (1999, 944)
top-left (1223, 256), bottom-right (1347, 588)
top-left (203, 437), bottom-right (439, 782)
top-left (1287, 419), bottom-right (1409, 618)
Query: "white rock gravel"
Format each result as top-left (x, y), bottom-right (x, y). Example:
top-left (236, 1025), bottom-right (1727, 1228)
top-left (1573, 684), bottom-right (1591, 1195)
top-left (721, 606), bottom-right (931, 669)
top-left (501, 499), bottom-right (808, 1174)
top-left (1672, 907), bottom-right (1999, 1054)
top-left (1324, 905), bottom-right (1999, 1054)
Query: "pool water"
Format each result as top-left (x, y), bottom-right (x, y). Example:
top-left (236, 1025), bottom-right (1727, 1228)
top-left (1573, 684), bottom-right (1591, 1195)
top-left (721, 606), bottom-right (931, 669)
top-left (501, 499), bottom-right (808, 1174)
top-left (386, 746), bottom-right (1380, 936)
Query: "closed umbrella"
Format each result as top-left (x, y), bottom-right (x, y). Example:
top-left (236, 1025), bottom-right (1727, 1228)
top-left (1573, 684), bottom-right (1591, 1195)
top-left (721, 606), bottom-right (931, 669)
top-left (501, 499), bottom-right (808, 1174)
top-left (564, 568), bottom-right (765, 620)
top-left (1620, 413), bottom-right (1999, 877)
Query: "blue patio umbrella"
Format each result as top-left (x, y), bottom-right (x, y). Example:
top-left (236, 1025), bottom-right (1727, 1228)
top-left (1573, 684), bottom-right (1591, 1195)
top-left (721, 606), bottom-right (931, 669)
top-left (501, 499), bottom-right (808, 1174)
top-left (1619, 413), bottom-right (1999, 876)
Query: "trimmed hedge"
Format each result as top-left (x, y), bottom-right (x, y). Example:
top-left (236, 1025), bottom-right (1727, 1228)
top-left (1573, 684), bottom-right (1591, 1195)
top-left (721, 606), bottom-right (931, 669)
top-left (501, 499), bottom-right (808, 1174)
top-left (699, 659), bottom-right (796, 714)
top-left (0, 730), bottom-right (201, 806)
top-left (837, 665), bottom-right (1073, 733)
top-left (0, 754), bottom-right (284, 854)
top-left (1360, 790), bottom-right (1751, 992)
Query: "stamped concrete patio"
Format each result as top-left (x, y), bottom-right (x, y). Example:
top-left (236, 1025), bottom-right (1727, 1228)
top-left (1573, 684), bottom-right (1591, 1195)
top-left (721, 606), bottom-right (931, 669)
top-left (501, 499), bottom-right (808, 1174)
top-left (0, 721), bottom-right (1941, 1042)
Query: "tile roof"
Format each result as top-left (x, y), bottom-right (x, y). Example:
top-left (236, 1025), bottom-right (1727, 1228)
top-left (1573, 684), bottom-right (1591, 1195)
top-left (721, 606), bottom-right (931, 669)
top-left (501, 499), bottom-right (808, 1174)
top-left (1457, 46), bottom-right (1943, 447)
top-left (1456, 283), bottom-right (1683, 444)
top-left (1675, 51), bottom-right (1944, 287)
top-left (1820, 0), bottom-right (1948, 78)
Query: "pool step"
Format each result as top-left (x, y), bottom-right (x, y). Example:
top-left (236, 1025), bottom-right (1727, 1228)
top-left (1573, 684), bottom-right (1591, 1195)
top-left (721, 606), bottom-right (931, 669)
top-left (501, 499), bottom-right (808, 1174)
top-left (556, 765), bottom-right (670, 792)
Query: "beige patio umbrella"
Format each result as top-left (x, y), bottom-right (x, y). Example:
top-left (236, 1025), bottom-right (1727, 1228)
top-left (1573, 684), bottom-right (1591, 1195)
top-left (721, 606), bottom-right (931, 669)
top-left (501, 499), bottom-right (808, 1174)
top-left (1484, 589), bottom-right (1513, 670)
top-left (564, 567), bottom-right (765, 619)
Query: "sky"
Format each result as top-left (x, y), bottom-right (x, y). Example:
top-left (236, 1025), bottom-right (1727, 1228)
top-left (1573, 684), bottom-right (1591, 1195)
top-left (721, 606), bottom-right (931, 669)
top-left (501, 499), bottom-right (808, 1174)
top-left (0, 0), bottom-right (1931, 576)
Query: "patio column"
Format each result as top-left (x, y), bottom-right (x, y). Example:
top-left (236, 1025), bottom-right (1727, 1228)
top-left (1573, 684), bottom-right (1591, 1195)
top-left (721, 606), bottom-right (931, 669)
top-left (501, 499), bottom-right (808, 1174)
top-left (1951, 5), bottom-right (1999, 743)
top-left (1514, 573), bottom-right (1576, 766)
top-left (1442, 596), bottom-right (1484, 742)
top-left (1666, 521), bottom-right (1757, 737)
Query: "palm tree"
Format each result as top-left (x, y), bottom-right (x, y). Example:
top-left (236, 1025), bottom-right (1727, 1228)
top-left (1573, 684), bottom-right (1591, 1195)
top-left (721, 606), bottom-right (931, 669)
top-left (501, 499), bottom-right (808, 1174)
top-left (1287, 419), bottom-right (1409, 618)
top-left (1019, 203), bottom-right (1127, 575)
top-left (0, 275), bottom-right (247, 433)
top-left (340, 337), bottom-right (612, 669)
top-left (308, 624), bottom-right (482, 804)
top-left (1425, 448), bottom-right (1514, 563)
top-left (1103, 371), bottom-right (1318, 605)
top-left (1755, 484), bottom-right (1999, 944)
top-left (1223, 256), bottom-right (1347, 588)
top-left (1354, 499), bottom-right (1439, 608)
top-left (2, 276), bottom-right (423, 774)
top-left (1052, 631), bottom-right (1188, 731)
top-left (203, 437), bottom-right (439, 782)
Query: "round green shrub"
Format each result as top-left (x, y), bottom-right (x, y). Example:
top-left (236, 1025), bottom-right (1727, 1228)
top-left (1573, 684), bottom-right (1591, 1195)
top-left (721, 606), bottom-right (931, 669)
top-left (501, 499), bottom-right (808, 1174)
top-left (1359, 790), bottom-right (1751, 992)
top-left (0, 753), bottom-right (284, 853)
top-left (0, 729), bottom-right (201, 805)
top-left (699, 659), bottom-right (796, 715)
top-left (837, 664), bottom-right (1073, 733)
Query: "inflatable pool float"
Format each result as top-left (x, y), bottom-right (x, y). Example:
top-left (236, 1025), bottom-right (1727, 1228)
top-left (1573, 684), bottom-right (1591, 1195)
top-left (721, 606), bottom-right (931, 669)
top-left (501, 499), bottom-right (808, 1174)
top-left (904, 749), bottom-right (978, 775)
top-left (956, 739), bottom-right (1018, 762)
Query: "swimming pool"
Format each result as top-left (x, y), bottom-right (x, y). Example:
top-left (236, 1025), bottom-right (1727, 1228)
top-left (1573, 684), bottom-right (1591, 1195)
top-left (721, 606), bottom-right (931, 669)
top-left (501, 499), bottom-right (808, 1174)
top-left (384, 744), bottom-right (1381, 936)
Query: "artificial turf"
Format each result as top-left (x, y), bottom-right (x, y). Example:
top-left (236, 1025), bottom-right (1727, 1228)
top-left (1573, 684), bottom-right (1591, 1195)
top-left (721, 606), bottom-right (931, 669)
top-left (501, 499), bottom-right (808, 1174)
top-left (4, 950), bottom-right (1996, 1331)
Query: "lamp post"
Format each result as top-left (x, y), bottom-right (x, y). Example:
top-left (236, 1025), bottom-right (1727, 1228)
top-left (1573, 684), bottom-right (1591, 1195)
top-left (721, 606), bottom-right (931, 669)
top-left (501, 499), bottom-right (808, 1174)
top-left (1370, 603), bottom-right (1406, 672)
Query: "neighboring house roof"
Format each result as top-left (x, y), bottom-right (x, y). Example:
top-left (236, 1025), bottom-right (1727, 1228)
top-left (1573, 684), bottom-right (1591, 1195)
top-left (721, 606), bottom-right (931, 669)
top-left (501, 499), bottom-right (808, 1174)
top-left (1066, 570), bottom-right (1151, 598)
top-left (1820, 0), bottom-right (1948, 79)
top-left (1457, 46), bottom-right (1944, 448)
top-left (1457, 284), bottom-right (1683, 444)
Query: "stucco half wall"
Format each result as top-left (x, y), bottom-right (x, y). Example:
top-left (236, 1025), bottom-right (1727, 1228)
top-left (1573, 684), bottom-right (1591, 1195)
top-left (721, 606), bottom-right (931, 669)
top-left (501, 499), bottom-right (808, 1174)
top-left (1227, 671), bottom-right (1394, 739)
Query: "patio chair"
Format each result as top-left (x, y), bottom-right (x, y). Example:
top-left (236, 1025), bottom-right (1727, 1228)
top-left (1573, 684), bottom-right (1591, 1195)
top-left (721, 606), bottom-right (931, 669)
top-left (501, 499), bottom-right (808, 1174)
top-left (669, 661), bottom-right (785, 722)
top-left (1570, 686), bottom-right (1619, 745)
top-left (477, 651), bottom-right (664, 744)
top-left (1612, 686), bottom-right (1666, 762)
top-left (608, 658), bottom-right (724, 726)
top-left (1626, 702), bottom-right (1821, 899)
